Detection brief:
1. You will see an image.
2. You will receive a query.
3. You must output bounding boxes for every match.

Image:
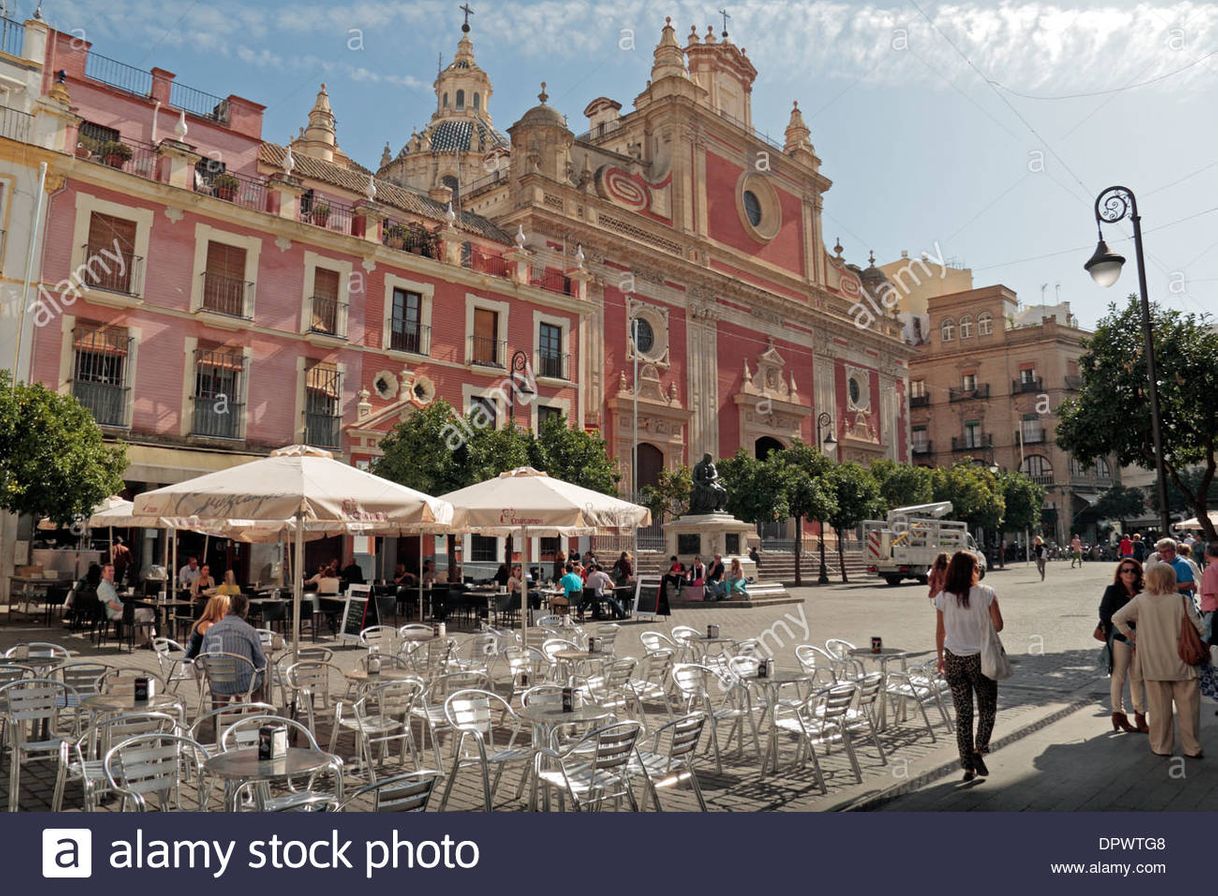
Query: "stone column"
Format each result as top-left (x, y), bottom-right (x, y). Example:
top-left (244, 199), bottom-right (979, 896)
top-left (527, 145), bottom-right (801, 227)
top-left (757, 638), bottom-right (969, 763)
top-left (686, 297), bottom-right (720, 460)
top-left (157, 139), bottom-right (202, 190)
top-left (267, 174), bottom-right (305, 222)
top-left (354, 200), bottom-right (387, 245)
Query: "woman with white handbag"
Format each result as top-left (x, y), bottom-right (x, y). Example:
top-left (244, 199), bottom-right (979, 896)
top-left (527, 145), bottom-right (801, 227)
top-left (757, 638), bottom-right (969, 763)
top-left (934, 550), bottom-right (1005, 782)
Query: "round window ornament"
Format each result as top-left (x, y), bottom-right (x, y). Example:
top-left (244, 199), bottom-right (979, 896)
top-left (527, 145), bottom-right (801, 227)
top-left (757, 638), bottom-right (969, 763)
top-left (412, 375), bottom-right (436, 406)
top-left (743, 190), bottom-right (763, 228)
top-left (632, 318), bottom-right (655, 355)
top-left (736, 173), bottom-right (781, 242)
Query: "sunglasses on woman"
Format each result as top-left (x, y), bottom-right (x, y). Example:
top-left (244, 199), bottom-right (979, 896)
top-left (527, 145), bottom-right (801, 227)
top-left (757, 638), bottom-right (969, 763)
top-left (1119, 568), bottom-right (1138, 575)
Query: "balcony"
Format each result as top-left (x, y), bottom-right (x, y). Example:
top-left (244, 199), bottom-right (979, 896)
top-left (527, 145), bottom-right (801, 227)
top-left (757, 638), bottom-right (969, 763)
top-left (72, 380), bottom-right (129, 429)
top-left (0, 105), bottom-right (30, 143)
top-left (77, 135), bottom-right (162, 183)
top-left (949, 384), bottom-right (990, 402)
top-left (389, 323), bottom-right (431, 356)
top-left (536, 351), bottom-right (569, 381)
top-left (464, 246), bottom-right (509, 278)
top-left (193, 169), bottom-right (269, 213)
top-left (307, 295), bottom-right (348, 340)
top-left (912, 441), bottom-right (933, 456)
top-left (84, 51), bottom-right (231, 123)
top-left (909, 394), bottom-right (931, 409)
top-left (79, 244), bottom-right (143, 296)
top-left (1012, 377), bottom-right (1044, 394)
top-left (192, 400), bottom-right (245, 441)
top-left (1017, 428), bottom-right (1047, 445)
top-left (531, 269), bottom-right (573, 297)
top-left (951, 434), bottom-right (994, 452)
top-left (1029, 473), bottom-right (1055, 486)
top-left (383, 220), bottom-right (439, 259)
top-left (305, 413), bottom-right (342, 450)
top-left (299, 195), bottom-right (355, 236)
top-left (0, 16), bottom-right (23, 58)
top-left (200, 271), bottom-right (253, 319)
top-left (469, 335), bottom-right (506, 369)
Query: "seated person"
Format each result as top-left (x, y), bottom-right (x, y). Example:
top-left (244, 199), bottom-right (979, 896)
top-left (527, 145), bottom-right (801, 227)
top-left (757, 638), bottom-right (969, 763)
top-left (200, 594), bottom-right (267, 698)
top-left (611, 552), bottom-right (634, 587)
top-left (725, 558), bottom-right (749, 598)
top-left (493, 562), bottom-right (511, 588)
top-left (560, 562), bottom-right (585, 616)
top-left (705, 554), bottom-right (727, 601)
top-left (661, 556), bottom-right (685, 597)
top-left (340, 558), bottom-right (365, 586)
top-left (686, 555), bottom-right (707, 585)
top-left (99, 563), bottom-right (154, 647)
top-left (498, 565), bottom-right (524, 612)
top-left (392, 563), bottom-right (418, 586)
top-left (421, 560), bottom-right (437, 586)
top-left (190, 564), bottom-right (215, 599)
top-left (214, 569), bottom-right (241, 597)
top-left (584, 563), bottom-right (625, 620)
top-left (177, 556), bottom-right (201, 591)
top-left (185, 594), bottom-right (230, 660)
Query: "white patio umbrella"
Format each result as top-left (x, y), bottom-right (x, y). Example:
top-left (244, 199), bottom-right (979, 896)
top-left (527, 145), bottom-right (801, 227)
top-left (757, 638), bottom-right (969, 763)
top-left (1174, 513), bottom-right (1218, 531)
top-left (439, 467), bottom-right (650, 638)
top-left (134, 445), bottom-right (453, 651)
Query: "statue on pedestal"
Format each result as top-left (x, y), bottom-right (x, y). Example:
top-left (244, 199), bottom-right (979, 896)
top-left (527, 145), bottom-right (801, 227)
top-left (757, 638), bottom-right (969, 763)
top-left (689, 453), bottom-right (727, 515)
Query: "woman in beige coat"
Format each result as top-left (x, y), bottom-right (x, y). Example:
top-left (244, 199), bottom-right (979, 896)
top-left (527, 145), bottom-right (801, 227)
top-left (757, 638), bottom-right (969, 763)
top-left (1112, 563), bottom-right (1204, 758)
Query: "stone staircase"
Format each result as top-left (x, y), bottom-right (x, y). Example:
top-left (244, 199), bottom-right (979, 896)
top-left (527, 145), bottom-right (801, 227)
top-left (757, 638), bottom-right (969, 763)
top-left (635, 549), bottom-right (871, 588)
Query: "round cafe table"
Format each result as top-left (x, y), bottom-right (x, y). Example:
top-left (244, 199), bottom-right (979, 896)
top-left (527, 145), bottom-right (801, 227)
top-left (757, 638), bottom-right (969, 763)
top-left (516, 702), bottom-right (613, 810)
top-left (80, 692), bottom-right (181, 716)
top-left (204, 746), bottom-right (342, 811)
top-left (343, 667), bottom-right (421, 684)
top-left (846, 647), bottom-right (913, 729)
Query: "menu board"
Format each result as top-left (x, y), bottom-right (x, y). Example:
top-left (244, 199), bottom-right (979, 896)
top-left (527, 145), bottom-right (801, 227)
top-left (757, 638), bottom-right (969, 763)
top-left (338, 584), bottom-right (373, 643)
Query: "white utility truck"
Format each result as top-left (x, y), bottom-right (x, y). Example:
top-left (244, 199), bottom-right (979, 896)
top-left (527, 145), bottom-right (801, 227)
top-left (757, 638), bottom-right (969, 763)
top-left (862, 502), bottom-right (987, 586)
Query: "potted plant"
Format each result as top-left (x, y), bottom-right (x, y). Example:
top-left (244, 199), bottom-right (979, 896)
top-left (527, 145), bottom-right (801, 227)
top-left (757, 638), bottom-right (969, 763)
top-left (98, 140), bottom-right (133, 169)
top-left (383, 223), bottom-right (408, 250)
top-left (212, 173), bottom-right (240, 201)
top-left (311, 202), bottom-right (331, 227)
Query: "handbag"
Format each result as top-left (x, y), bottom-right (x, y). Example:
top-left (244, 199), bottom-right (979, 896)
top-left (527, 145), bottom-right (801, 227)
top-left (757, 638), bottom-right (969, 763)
top-left (1178, 596), bottom-right (1208, 666)
top-left (1092, 622), bottom-right (1107, 642)
top-left (981, 601), bottom-right (1013, 680)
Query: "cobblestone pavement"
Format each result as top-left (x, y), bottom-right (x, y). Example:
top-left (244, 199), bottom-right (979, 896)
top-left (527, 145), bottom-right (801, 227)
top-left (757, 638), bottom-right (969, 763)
top-left (1, 559), bottom-right (1150, 812)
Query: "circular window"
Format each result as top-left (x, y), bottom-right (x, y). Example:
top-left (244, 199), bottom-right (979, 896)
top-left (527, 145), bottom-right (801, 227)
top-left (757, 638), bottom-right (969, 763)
top-left (632, 318), bottom-right (655, 354)
top-left (372, 371), bottom-right (398, 401)
top-left (848, 378), bottom-right (861, 405)
top-left (743, 191), bottom-right (763, 227)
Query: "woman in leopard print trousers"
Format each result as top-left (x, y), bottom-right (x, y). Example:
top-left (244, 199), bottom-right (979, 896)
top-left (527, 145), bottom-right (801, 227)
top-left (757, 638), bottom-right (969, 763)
top-left (934, 551), bottom-right (1003, 781)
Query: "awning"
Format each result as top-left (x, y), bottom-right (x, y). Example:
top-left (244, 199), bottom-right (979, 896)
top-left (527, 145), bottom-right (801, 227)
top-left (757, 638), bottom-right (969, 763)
top-left (121, 443), bottom-right (270, 486)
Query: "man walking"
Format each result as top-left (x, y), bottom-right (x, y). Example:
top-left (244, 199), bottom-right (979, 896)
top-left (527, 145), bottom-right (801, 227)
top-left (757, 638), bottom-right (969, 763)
top-left (1070, 534), bottom-right (1084, 568)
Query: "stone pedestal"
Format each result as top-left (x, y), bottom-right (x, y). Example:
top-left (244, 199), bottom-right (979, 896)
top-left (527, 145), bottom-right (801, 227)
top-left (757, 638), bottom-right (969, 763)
top-left (666, 513), bottom-right (758, 577)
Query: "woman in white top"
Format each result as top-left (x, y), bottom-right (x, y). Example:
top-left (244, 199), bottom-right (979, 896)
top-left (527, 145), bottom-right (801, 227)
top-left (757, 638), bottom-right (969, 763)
top-left (934, 550), bottom-right (1004, 781)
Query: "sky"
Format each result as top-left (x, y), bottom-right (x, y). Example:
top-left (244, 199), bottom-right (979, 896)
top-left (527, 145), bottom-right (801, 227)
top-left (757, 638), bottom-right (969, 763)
top-left (26, 0), bottom-right (1218, 328)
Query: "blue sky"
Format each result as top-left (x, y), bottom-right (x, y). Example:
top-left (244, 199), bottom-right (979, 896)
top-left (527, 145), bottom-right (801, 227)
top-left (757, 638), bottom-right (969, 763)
top-left (31, 0), bottom-right (1218, 328)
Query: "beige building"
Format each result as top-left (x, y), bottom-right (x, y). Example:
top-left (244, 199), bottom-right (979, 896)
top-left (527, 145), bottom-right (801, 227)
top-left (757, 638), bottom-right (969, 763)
top-left (908, 284), bottom-right (1117, 545)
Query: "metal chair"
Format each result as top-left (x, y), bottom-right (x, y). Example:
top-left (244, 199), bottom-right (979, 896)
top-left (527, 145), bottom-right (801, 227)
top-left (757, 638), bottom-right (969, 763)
top-left (411, 670), bottom-right (489, 769)
top-left (576, 657), bottom-right (637, 717)
top-left (438, 689), bottom-right (531, 810)
top-left (55, 662), bottom-right (109, 704)
top-left (54, 710), bottom-right (180, 811)
top-left (1, 678), bottom-right (79, 811)
top-left (795, 644), bottom-right (843, 687)
top-left (825, 638), bottom-right (857, 661)
top-left (885, 662), bottom-right (951, 741)
top-left (219, 714), bottom-right (344, 811)
top-left (282, 661), bottom-right (347, 735)
top-left (102, 732), bottom-right (210, 811)
top-left (625, 649), bottom-right (676, 718)
top-left (188, 701), bottom-right (279, 757)
top-left (195, 651), bottom-right (265, 715)
top-left (535, 720), bottom-right (643, 812)
top-left (843, 672), bottom-right (888, 764)
top-left (627, 712), bottom-right (709, 811)
top-left (360, 625), bottom-right (401, 656)
top-left (340, 769), bottom-right (442, 812)
top-left (640, 631), bottom-right (678, 654)
top-left (331, 678), bottom-right (424, 783)
top-left (152, 638), bottom-right (197, 695)
top-left (671, 663), bottom-right (761, 773)
top-left (773, 683), bottom-right (862, 791)
top-left (4, 642), bottom-right (71, 663)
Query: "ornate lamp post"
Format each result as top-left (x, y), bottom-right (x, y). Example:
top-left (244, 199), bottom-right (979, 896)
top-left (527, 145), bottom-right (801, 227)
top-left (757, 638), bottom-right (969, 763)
top-left (1083, 186), bottom-right (1171, 536)
top-left (815, 411), bottom-right (836, 585)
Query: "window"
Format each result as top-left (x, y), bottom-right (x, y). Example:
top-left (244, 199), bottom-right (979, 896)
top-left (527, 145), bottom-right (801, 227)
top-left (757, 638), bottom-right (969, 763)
top-left (305, 364), bottom-right (342, 449)
top-left (441, 175), bottom-right (460, 207)
top-left (848, 377), bottom-right (862, 405)
top-left (470, 395), bottom-right (497, 430)
top-left (78, 120), bottom-right (120, 152)
top-left (962, 373), bottom-right (977, 392)
top-left (471, 308), bottom-right (501, 366)
top-left (1022, 455), bottom-right (1054, 484)
top-left (959, 315), bottom-right (973, 339)
top-left (538, 321), bottom-right (565, 379)
top-left (978, 312), bottom-right (993, 336)
top-left (910, 380), bottom-right (927, 398)
top-left (473, 93), bottom-right (481, 111)
top-left (538, 405), bottom-right (565, 430)
top-left (1020, 413), bottom-right (1042, 443)
top-left (1097, 458), bottom-right (1112, 479)
top-left (390, 288), bottom-right (426, 354)
top-left (911, 426), bottom-right (929, 453)
top-left (202, 241), bottom-right (250, 317)
top-left (1020, 368), bottom-right (1038, 385)
top-left (963, 420), bottom-right (982, 449)
top-left (84, 212), bottom-right (138, 294)
top-left (456, 89), bottom-right (466, 109)
top-left (743, 190), bottom-right (763, 227)
top-left (193, 346), bottom-right (245, 439)
top-left (309, 267), bottom-right (344, 336)
top-left (72, 324), bottom-right (131, 428)
top-left (443, 93), bottom-right (449, 108)
top-left (940, 319), bottom-right (955, 342)
top-left (469, 535), bottom-right (497, 563)
top-left (632, 317), bottom-right (655, 354)
top-left (1069, 456), bottom-right (1087, 477)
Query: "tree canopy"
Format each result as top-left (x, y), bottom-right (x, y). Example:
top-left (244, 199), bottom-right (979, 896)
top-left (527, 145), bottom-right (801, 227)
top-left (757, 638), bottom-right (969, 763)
top-left (931, 462), bottom-right (1005, 531)
top-left (1057, 297), bottom-right (1218, 540)
top-left (0, 372), bottom-right (127, 524)
top-left (869, 458), bottom-right (934, 510)
top-left (718, 450), bottom-right (790, 525)
top-left (1093, 484), bottom-right (1146, 527)
top-left (639, 465), bottom-right (692, 523)
top-left (997, 469), bottom-right (1047, 533)
top-left (528, 414), bottom-right (620, 494)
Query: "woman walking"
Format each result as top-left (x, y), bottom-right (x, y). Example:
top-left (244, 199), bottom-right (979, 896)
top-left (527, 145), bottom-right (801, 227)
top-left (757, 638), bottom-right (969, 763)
top-left (926, 552), bottom-right (949, 601)
top-left (1033, 536), bottom-right (1047, 582)
top-left (934, 551), bottom-right (1003, 781)
top-left (1098, 560), bottom-right (1147, 733)
top-left (1112, 564), bottom-right (1204, 758)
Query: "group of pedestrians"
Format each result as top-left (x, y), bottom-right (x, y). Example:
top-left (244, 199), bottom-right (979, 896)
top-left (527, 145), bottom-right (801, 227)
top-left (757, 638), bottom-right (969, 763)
top-left (1098, 537), bottom-right (1218, 759)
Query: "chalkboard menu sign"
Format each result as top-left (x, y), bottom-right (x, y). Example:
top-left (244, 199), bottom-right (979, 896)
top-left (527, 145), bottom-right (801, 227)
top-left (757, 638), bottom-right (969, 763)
top-left (338, 584), bottom-right (373, 644)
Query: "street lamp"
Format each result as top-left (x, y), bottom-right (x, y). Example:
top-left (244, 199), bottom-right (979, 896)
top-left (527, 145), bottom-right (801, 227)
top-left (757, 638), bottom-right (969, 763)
top-left (815, 411), bottom-right (835, 585)
top-left (1084, 186), bottom-right (1171, 536)
top-left (506, 349), bottom-right (534, 429)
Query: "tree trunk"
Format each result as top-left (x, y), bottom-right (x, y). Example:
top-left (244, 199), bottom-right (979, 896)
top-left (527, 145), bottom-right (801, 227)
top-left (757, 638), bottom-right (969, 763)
top-left (793, 515), bottom-right (803, 586)
top-left (837, 526), bottom-right (848, 583)
top-left (505, 533), bottom-right (514, 566)
top-left (446, 533), bottom-right (458, 582)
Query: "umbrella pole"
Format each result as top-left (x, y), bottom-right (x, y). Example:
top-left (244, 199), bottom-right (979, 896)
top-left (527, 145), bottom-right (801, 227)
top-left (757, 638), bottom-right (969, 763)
top-left (292, 512), bottom-right (304, 660)
top-left (419, 535), bottom-right (424, 623)
top-left (521, 526), bottom-right (529, 639)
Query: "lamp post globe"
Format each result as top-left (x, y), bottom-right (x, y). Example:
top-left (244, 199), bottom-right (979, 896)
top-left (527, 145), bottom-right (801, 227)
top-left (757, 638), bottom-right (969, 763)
top-left (1084, 240), bottom-right (1125, 288)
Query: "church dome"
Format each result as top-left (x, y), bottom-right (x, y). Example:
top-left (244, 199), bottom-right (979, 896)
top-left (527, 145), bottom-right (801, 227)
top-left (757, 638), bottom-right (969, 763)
top-left (427, 117), bottom-right (508, 153)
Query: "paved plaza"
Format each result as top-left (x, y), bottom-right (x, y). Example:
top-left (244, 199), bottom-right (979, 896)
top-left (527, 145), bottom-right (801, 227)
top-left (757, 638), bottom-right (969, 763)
top-left (4, 558), bottom-right (1211, 812)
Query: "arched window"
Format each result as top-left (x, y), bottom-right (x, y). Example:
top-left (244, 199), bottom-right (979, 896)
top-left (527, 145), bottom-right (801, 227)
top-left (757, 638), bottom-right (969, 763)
top-left (1021, 455), bottom-right (1053, 484)
top-left (1096, 458), bottom-right (1111, 479)
top-left (443, 93), bottom-right (449, 108)
top-left (473, 92), bottom-right (481, 110)
top-left (978, 312), bottom-right (993, 336)
top-left (959, 315), bottom-right (973, 339)
top-left (940, 319), bottom-right (955, 342)
top-left (442, 174), bottom-right (460, 206)
top-left (456, 89), bottom-right (466, 109)
top-left (755, 436), bottom-right (784, 460)
top-left (635, 443), bottom-right (664, 493)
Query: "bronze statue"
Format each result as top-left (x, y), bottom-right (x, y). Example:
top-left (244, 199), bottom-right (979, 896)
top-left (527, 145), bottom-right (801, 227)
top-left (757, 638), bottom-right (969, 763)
top-left (689, 453), bottom-right (727, 514)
